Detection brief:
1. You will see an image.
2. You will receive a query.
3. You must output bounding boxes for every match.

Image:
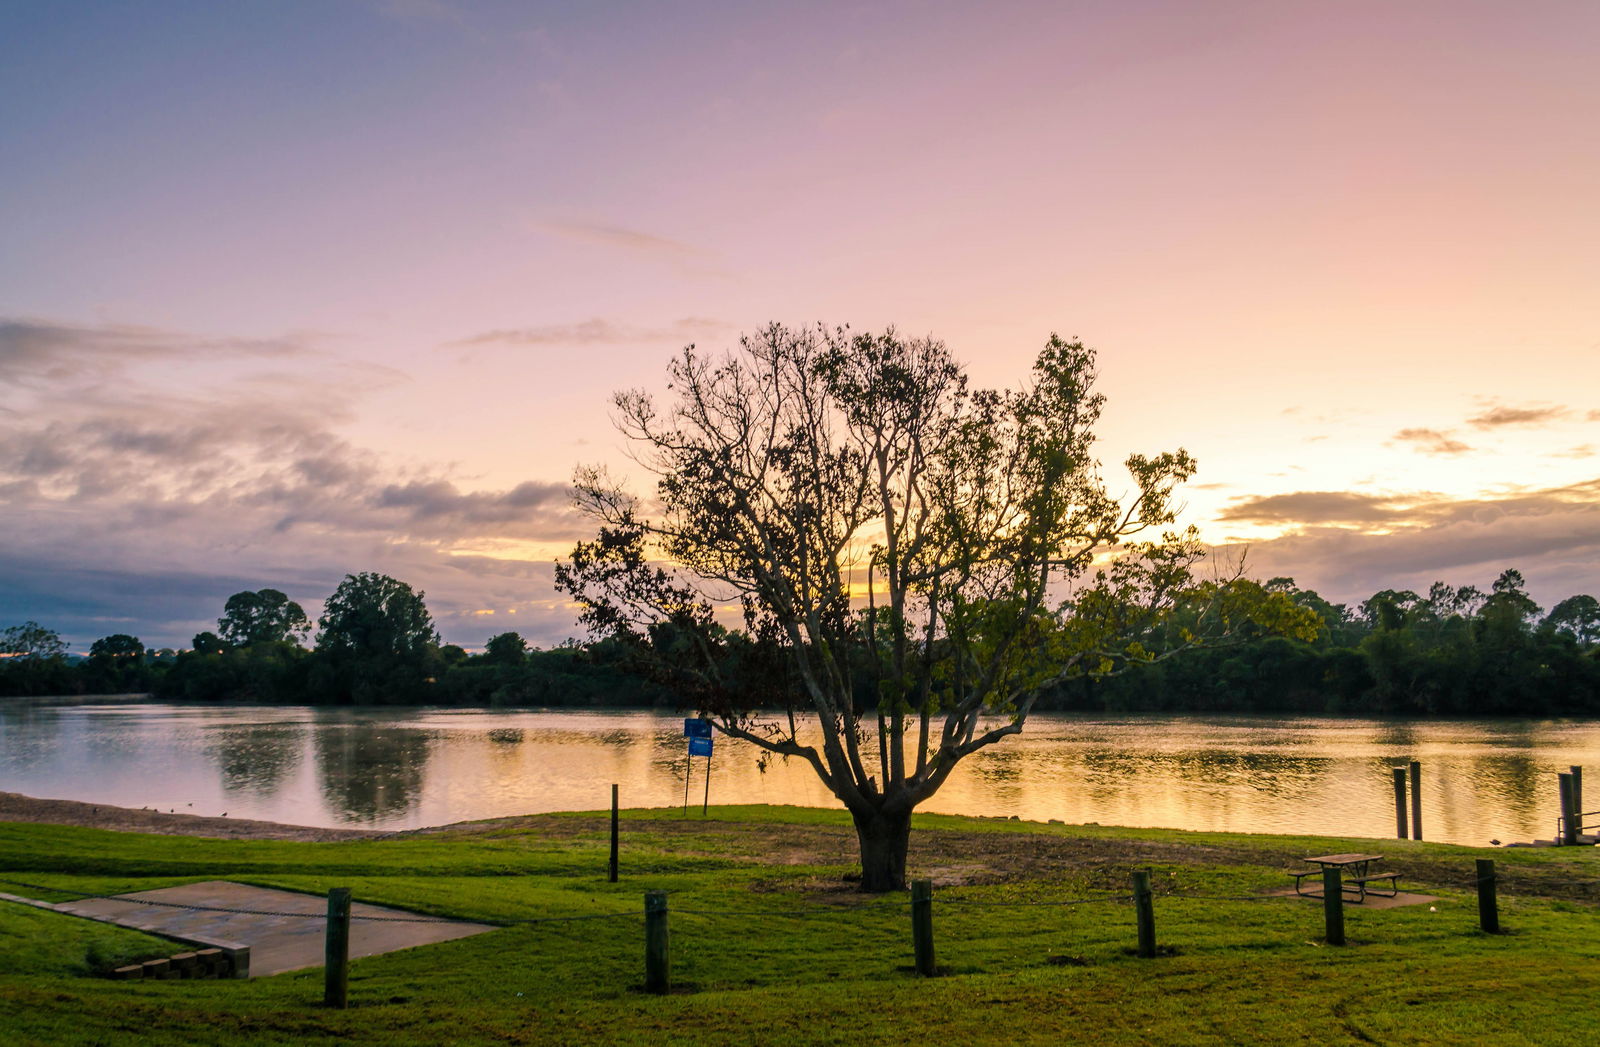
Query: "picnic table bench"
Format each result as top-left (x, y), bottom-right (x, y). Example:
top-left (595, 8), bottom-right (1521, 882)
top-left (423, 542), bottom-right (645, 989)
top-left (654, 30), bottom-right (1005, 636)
top-left (1291, 853), bottom-right (1400, 902)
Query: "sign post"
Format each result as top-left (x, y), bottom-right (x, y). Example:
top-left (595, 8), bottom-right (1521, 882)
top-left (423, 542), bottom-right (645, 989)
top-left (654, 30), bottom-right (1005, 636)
top-left (683, 719), bottom-right (714, 816)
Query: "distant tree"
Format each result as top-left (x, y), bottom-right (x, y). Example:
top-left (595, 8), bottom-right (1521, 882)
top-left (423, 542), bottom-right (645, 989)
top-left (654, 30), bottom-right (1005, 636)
top-left (309, 574), bottom-right (438, 705)
top-left (484, 631), bottom-right (529, 666)
top-left (89, 634), bottom-right (145, 661)
top-left (217, 589), bottom-right (311, 647)
top-left (191, 631), bottom-right (229, 655)
top-left (0, 621), bottom-right (68, 660)
top-left (316, 574), bottom-right (437, 658)
top-left (438, 644), bottom-right (469, 666)
top-left (1360, 590), bottom-right (1422, 630)
top-left (1544, 595), bottom-right (1600, 646)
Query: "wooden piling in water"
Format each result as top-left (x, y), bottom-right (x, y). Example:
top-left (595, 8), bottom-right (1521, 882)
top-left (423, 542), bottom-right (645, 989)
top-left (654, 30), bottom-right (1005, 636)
top-left (1558, 773), bottom-right (1577, 845)
top-left (1409, 761), bottom-right (1423, 841)
top-left (644, 891), bottom-right (669, 994)
top-left (1322, 868), bottom-right (1345, 946)
top-left (324, 887), bottom-right (351, 1009)
top-left (1571, 765), bottom-right (1584, 824)
top-left (1392, 767), bottom-right (1408, 839)
top-left (911, 879), bottom-right (936, 976)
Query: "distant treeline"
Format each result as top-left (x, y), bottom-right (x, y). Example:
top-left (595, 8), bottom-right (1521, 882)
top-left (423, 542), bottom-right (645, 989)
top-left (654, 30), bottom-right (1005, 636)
top-left (3, 569), bottom-right (1597, 716)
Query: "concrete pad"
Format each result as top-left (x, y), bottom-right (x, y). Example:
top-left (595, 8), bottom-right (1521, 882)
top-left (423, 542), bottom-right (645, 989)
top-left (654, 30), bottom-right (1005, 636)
top-left (1263, 886), bottom-right (1439, 909)
top-left (54, 880), bottom-right (497, 976)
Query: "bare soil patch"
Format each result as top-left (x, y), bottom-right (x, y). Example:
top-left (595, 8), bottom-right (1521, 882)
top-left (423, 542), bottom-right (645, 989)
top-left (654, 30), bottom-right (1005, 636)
top-left (0, 792), bottom-right (382, 842)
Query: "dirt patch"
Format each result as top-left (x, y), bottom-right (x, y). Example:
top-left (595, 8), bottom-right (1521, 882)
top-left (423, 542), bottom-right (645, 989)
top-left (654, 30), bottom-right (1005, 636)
top-left (0, 792), bottom-right (383, 842)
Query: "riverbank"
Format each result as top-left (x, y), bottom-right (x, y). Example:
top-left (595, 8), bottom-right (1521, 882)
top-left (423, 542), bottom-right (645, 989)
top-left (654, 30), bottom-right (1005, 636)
top-left (3, 804), bottom-right (1598, 1045)
top-left (0, 792), bottom-right (381, 842)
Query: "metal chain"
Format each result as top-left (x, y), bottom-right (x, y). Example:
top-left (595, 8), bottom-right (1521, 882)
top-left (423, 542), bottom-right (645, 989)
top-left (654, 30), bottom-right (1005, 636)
top-left (0, 876), bottom-right (635, 925)
top-left (942, 894), bottom-right (1134, 908)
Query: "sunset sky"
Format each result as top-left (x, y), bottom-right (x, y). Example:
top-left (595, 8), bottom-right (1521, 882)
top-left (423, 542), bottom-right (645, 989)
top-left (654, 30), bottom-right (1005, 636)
top-left (3, 0), bottom-right (1597, 651)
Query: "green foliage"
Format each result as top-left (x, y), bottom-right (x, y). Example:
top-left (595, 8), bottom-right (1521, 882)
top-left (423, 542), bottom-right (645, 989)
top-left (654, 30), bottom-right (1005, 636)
top-left (482, 631), bottom-right (528, 666)
top-left (217, 589), bottom-right (311, 647)
top-left (88, 634), bottom-right (144, 660)
top-left (0, 620), bottom-right (67, 659)
top-left (316, 574), bottom-right (437, 659)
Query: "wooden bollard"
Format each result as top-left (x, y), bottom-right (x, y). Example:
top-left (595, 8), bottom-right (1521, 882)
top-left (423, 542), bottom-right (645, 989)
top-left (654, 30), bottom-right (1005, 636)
top-left (609, 784), bottom-right (620, 883)
top-left (170, 952), bottom-right (198, 978)
top-left (324, 887), bottom-right (351, 1009)
top-left (1558, 774), bottom-right (1577, 845)
top-left (1392, 767), bottom-right (1409, 839)
top-left (644, 891), bottom-right (670, 994)
top-left (141, 957), bottom-right (170, 979)
top-left (112, 964), bottom-right (143, 980)
top-left (1409, 761), bottom-right (1423, 841)
top-left (1571, 766), bottom-right (1584, 823)
top-left (1476, 859), bottom-right (1500, 934)
top-left (911, 879), bottom-right (936, 976)
top-left (1322, 868), bottom-right (1345, 946)
top-left (1132, 870), bottom-right (1156, 959)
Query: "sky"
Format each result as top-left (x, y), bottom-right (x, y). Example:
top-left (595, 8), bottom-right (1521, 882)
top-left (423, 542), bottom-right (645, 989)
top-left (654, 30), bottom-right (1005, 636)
top-left (2, 0), bottom-right (1597, 652)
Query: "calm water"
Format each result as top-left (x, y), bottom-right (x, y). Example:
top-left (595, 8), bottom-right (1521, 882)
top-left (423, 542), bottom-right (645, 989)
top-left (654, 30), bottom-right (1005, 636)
top-left (2, 698), bottom-right (1596, 845)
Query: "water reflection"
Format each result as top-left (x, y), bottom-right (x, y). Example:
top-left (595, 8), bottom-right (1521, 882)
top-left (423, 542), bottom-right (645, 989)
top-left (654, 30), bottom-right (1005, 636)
top-left (208, 725), bottom-right (303, 796)
top-left (2, 701), bottom-right (1597, 842)
top-left (313, 725), bottom-right (432, 823)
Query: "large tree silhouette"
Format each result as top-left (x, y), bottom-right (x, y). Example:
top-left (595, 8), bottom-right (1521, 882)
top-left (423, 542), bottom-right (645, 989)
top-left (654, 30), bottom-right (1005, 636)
top-left (559, 324), bottom-right (1315, 890)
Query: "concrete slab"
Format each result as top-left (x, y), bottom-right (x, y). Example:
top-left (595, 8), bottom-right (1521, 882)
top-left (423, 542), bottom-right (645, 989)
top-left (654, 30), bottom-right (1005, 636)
top-left (1263, 886), bottom-right (1439, 910)
top-left (53, 880), bottom-right (497, 976)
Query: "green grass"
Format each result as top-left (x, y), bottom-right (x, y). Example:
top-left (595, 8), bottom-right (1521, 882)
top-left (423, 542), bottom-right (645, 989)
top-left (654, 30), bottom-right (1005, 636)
top-left (1, 806), bottom-right (1597, 1045)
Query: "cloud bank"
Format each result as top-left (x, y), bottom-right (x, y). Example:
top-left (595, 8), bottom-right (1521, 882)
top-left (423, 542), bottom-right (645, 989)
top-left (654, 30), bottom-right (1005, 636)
top-left (0, 318), bottom-right (584, 651)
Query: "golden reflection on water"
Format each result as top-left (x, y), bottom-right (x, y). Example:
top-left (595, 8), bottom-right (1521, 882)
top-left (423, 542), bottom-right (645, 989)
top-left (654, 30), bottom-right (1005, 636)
top-left (1, 700), bottom-right (1597, 844)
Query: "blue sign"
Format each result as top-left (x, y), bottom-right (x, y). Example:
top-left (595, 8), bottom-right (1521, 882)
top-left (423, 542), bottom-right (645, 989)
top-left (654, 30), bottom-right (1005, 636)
top-left (688, 735), bottom-right (713, 758)
top-left (683, 718), bottom-right (713, 739)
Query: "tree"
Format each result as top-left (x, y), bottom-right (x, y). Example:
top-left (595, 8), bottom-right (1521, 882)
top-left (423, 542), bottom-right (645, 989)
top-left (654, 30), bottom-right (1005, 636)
top-left (191, 631), bottom-right (229, 655)
top-left (217, 589), bottom-right (311, 647)
top-left (484, 631), bottom-right (529, 665)
top-left (0, 621), bottom-right (68, 660)
top-left (559, 324), bottom-right (1317, 890)
top-left (310, 573), bottom-right (439, 705)
top-left (1544, 595), bottom-right (1600, 646)
top-left (315, 573), bottom-right (437, 658)
top-left (89, 634), bottom-right (145, 661)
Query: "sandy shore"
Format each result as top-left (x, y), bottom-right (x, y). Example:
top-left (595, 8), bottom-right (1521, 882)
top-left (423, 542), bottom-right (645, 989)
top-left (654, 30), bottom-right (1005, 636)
top-left (0, 791), bottom-right (386, 842)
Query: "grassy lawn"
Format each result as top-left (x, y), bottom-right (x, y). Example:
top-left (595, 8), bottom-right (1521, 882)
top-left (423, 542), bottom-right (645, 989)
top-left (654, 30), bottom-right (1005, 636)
top-left (1, 805), bottom-right (1596, 1045)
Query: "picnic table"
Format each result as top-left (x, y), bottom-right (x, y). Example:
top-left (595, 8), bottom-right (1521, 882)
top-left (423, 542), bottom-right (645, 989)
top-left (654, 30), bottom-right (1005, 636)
top-left (1290, 853), bottom-right (1400, 902)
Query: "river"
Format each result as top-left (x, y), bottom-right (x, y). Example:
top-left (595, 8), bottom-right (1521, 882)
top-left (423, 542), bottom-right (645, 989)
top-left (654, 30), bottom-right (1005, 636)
top-left (2, 698), bottom-right (1595, 845)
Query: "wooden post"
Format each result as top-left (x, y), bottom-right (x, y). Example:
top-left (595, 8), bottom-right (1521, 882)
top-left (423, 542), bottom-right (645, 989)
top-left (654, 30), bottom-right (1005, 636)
top-left (1475, 859), bottom-right (1499, 934)
top-left (1558, 773), bottom-right (1577, 845)
top-left (1571, 765), bottom-right (1584, 826)
top-left (1409, 761), bottom-right (1423, 841)
top-left (609, 784), bottom-right (619, 883)
top-left (702, 748), bottom-right (712, 816)
top-left (1321, 868), bottom-right (1345, 946)
top-left (1392, 767), bottom-right (1409, 839)
top-left (644, 891), bottom-right (669, 994)
top-left (324, 887), bottom-right (351, 1009)
top-left (911, 879), bottom-right (936, 976)
top-left (1132, 870), bottom-right (1156, 959)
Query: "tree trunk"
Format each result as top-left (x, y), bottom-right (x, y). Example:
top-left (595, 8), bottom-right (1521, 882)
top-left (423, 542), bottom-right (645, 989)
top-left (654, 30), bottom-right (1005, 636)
top-left (851, 804), bottom-right (913, 892)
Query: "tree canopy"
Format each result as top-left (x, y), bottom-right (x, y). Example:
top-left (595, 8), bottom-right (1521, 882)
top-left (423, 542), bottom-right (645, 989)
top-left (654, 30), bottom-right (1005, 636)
top-left (0, 621), bottom-right (67, 660)
top-left (217, 588), bottom-right (311, 647)
top-left (316, 573), bottom-right (437, 659)
top-left (89, 634), bottom-right (145, 660)
top-left (559, 324), bottom-right (1318, 889)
